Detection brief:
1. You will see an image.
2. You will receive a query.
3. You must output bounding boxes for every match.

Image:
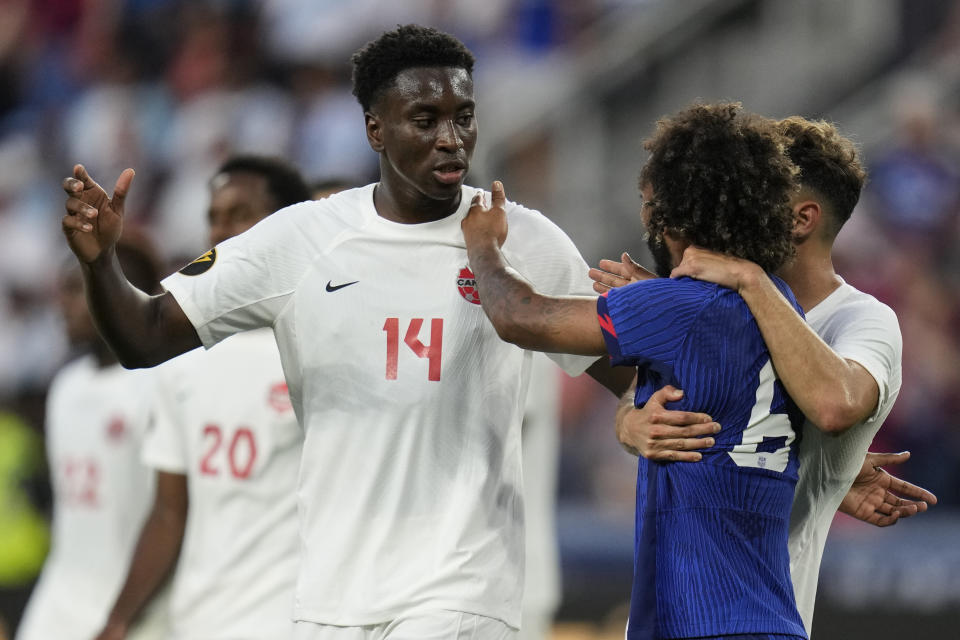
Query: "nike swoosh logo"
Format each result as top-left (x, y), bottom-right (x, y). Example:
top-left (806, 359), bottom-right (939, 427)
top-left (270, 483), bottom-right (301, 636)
top-left (326, 280), bottom-right (359, 292)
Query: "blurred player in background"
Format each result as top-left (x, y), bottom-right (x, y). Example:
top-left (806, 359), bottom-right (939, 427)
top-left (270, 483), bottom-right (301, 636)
top-left (96, 156), bottom-right (312, 640)
top-left (519, 353), bottom-right (563, 640)
top-left (596, 116), bottom-right (936, 635)
top-left (59, 24), bottom-right (631, 640)
top-left (16, 234), bottom-right (168, 640)
top-left (462, 103), bottom-right (811, 638)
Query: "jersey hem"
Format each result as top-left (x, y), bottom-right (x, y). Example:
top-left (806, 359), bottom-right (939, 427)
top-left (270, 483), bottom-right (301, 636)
top-left (293, 600), bottom-right (520, 631)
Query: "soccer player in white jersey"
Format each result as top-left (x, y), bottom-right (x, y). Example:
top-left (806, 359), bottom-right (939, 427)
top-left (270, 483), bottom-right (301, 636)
top-left (592, 116), bottom-right (937, 635)
top-left (94, 156), bottom-right (312, 640)
top-left (58, 25), bottom-right (632, 640)
top-left (16, 235), bottom-right (168, 640)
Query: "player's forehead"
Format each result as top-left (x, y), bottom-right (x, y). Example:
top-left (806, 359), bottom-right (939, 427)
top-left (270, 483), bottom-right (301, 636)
top-left (381, 66), bottom-right (474, 112)
top-left (209, 172), bottom-right (272, 212)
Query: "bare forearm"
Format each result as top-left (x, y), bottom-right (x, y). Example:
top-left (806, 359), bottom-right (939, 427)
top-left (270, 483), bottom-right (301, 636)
top-left (104, 505), bottom-right (185, 632)
top-left (467, 238), bottom-right (605, 355)
top-left (739, 271), bottom-right (876, 433)
top-left (82, 250), bottom-right (200, 367)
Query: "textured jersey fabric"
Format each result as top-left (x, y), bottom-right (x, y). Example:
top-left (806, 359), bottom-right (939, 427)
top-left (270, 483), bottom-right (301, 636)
top-left (598, 276), bottom-right (807, 639)
top-left (17, 357), bottom-right (167, 640)
top-left (161, 184), bottom-right (598, 629)
top-left (143, 329), bottom-right (301, 639)
top-left (788, 278), bottom-right (902, 633)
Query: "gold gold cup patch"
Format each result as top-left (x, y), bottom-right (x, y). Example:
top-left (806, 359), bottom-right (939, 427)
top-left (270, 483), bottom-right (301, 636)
top-left (179, 248), bottom-right (217, 276)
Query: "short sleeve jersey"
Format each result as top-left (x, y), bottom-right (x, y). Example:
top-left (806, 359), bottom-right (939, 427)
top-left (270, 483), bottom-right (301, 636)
top-left (142, 329), bottom-right (301, 639)
top-left (788, 279), bottom-right (902, 633)
top-left (160, 184), bottom-right (598, 629)
top-left (17, 357), bottom-right (167, 640)
top-left (597, 277), bottom-right (807, 639)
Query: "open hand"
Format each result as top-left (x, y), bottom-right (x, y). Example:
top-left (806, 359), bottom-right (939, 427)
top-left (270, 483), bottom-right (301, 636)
top-left (617, 386), bottom-right (719, 462)
top-left (62, 164), bottom-right (134, 264)
top-left (670, 246), bottom-right (760, 292)
top-left (589, 252), bottom-right (656, 293)
top-left (839, 451), bottom-right (937, 527)
top-left (462, 180), bottom-right (508, 248)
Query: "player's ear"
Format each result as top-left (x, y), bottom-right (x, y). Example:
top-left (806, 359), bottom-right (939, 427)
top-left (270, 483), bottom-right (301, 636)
top-left (365, 112), bottom-right (384, 153)
top-left (791, 200), bottom-right (821, 242)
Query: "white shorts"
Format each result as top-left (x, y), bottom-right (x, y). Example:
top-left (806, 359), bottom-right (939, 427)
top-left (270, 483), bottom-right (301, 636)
top-left (292, 611), bottom-right (517, 640)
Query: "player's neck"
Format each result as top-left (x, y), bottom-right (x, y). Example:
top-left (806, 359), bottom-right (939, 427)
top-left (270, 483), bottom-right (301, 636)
top-left (373, 180), bottom-right (461, 224)
top-left (779, 243), bottom-right (842, 311)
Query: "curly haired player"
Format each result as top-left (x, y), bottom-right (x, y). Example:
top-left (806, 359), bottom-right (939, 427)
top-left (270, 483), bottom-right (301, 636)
top-left (462, 102), bottom-right (810, 639)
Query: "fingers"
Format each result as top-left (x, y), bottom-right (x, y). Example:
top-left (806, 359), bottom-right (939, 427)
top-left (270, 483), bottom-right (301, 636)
top-left (62, 213), bottom-right (93, 234)
top-left (111, 168), bottom-right (135, 211)
top-left (490, 180), bottom-right (506, 209)
top-left (65, 196), bottom-right (99, 220)
top-left (74, 164), bottom-right (97, 188)
top-left (588, 267), bottom-right (629, 292)
top-left (471, 192), bottom-right (485, 207)
top-left (889, 476), bottom-right (937, 504)
top-left (867, 451), bottom-right (911, 468)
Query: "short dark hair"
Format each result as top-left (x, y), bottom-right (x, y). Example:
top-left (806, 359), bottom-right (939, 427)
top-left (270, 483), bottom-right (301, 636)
top-left (640, 102), bottom-right (798, 273)
top-left (776, 116), bottom-right (866, 236)
top-left (351, 24), bottom-right (475, 112)
top-left (214, 155), bottom-right (311, 210)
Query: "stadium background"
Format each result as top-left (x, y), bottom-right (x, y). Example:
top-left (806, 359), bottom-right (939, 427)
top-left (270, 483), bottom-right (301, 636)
top-left (0, 1), bottom-right (958, 638)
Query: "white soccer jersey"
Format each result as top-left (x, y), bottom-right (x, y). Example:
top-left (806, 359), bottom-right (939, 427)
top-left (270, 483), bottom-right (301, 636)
top-left (161, 184), bottom-right (598, 629)
top-left (143, 329), bottom-right (301, 639)
top-left (788, 278), bottom-right (903, 633)
top-left (17, 356), bottom-right (166, 640)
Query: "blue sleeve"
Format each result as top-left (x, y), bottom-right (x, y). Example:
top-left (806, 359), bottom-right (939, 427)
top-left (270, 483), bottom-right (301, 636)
top-left (596, 278), bottom-right (711, 368)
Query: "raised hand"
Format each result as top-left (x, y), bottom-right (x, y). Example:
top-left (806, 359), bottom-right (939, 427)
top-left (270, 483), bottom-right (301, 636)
top-left (62, 164), bottom-right (134, 264)
top-left (616, 385), bottom-right (719, 461)
top-left (462, 180), bottom-right (508, 248)
top-left (589, 252), bottom-right (656, 294)
top-left (669, 246), bottom-right (760, 292)
top-left (839, 451), bottom-right (938, 527)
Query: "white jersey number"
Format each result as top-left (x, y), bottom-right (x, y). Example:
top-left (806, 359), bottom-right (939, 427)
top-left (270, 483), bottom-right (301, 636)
top-left (383, 318), bottom-right (443, 381)
top-left (727, 359), bottom-right (795, 472)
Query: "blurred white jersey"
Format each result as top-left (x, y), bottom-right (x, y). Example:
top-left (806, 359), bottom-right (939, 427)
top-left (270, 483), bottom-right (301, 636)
top-left (161, 184), bottom-right (598, 630)
top-left (17, 356), bottom-right (167, 640)
top-left (143, 329), bottom-right (301, 639)
top-left (788, 279), bottom-right (902, 633)
top-left (520, 353), bottom-right (562, 640)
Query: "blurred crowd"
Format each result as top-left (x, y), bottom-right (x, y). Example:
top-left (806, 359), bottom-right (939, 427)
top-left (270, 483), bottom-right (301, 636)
top-left (1, 0), bottom-right (959, 637)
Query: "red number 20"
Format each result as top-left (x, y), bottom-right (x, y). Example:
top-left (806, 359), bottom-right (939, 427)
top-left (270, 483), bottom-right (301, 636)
top-left (199, 425), bottom-right (257, 479)
top-left (383, 318), bottom-right (443, 381)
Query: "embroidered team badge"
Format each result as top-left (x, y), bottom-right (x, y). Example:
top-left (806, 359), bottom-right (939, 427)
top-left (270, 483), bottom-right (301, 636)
top-left (268, 382), bottom-right (293, 413)
top-left (179, 248), bottom-right (217, 276)
top-left (457, 267), bottom-right (481, 305)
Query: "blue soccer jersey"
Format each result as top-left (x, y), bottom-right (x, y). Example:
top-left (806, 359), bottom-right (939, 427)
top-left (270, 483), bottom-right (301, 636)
top-left (597, 276), bottom-right (807, 640)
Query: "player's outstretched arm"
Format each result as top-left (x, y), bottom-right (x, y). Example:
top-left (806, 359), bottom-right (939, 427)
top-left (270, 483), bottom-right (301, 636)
top-left (63, 165), bottom-right (200, 367)
top-left (838, 451), bottom-right (937, 527)
top-left (615, 385), bottom-right (719, 461)
top-left (96, 472), bottom-right (188, 640)
top-left (672, 246), bottom-right (877, 434)
top-left (461, 181), bottom-right (607, 356)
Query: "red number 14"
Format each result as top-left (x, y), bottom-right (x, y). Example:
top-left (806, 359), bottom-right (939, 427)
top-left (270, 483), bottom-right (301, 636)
top-left (383, 318), bottom-right (443, 381)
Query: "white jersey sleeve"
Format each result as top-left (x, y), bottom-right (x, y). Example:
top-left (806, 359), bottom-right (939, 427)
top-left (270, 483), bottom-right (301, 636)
top-left (788, 280), bottom-right (903, 633)
top-left (822, 299), bottom-right (902, 422)
top-left (498, 195), bottom-right (600, 377)
top-left (161, 201), bottom-right (322, 348)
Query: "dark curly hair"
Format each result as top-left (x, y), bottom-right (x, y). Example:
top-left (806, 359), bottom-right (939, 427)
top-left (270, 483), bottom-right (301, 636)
top-left (776, 116), bottom-right (866, 237)
top-left (351, 24), bottom-right (475, 112)
top-left (214, 155), bottom-right (311, 210)
top-left (639, 102), bottom-right (798, 274)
